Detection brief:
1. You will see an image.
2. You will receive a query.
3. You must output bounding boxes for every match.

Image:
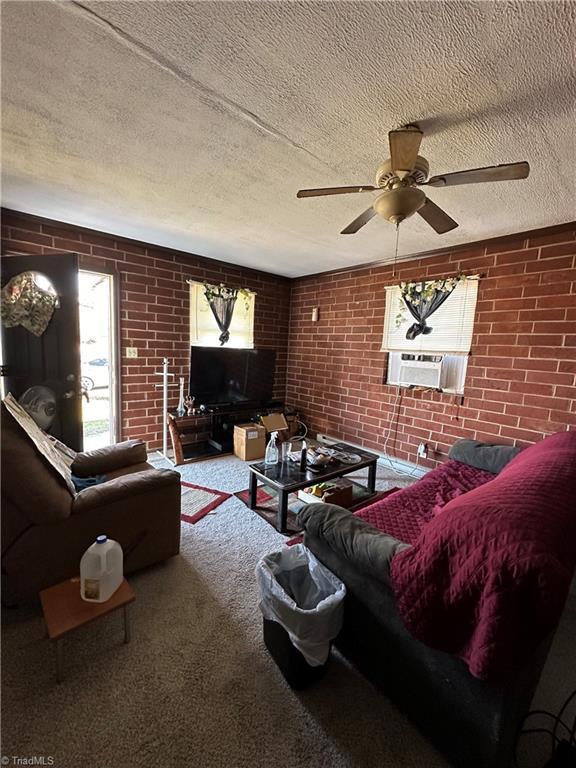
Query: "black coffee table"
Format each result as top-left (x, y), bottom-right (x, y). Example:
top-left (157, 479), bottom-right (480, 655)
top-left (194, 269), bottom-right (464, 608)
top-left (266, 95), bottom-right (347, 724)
top-left (248, 443), bottom-right (378, 533)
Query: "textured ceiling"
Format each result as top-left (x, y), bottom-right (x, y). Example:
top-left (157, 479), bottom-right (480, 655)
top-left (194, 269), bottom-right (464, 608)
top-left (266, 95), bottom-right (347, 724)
top-left (2, 1), bottom-right (575, 277)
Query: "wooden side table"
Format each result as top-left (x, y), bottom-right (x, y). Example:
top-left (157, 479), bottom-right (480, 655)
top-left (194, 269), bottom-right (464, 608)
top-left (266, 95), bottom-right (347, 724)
top-left (40, 577), bottom-right (135, 682)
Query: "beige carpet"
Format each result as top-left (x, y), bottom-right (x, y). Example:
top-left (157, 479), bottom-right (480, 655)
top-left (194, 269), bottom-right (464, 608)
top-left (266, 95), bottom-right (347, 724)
top-left (2, 455), bottom-right (575, 768)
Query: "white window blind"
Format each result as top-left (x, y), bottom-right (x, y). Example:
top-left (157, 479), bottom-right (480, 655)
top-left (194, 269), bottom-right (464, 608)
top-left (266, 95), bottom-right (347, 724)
top-left (189, 282), bottom-right (255, 348)
top-left (381, 278), bottom-right (478, 355)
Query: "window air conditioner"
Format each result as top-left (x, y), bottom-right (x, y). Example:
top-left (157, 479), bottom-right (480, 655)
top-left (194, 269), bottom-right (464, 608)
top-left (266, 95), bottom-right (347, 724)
top-left (398, 356), bottom-right (443, 388)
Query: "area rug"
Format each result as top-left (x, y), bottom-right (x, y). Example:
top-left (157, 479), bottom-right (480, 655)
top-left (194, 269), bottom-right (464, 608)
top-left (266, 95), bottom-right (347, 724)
top-left (234, 487), bottom-right (304, 534)
top-left (181, 481), bottom-right (231, 524)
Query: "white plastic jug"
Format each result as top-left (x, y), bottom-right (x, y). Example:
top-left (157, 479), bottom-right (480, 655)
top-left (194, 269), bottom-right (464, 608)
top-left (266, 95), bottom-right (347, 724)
top-left (80, 535), bottom-right (123, 603)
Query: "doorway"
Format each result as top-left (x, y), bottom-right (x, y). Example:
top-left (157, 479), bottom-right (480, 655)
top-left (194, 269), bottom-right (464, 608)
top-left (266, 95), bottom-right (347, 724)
top-left (78, 270), bottom-right (118, 450)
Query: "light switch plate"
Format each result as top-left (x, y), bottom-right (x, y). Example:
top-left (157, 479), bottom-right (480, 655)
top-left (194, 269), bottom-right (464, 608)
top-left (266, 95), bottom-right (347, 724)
top-left (126, 347), bottom-right (138, 358)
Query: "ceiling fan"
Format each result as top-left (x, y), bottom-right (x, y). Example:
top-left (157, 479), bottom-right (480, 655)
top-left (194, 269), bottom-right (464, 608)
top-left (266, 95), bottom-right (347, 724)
top-left (296, 125), bottom-right (530, 235)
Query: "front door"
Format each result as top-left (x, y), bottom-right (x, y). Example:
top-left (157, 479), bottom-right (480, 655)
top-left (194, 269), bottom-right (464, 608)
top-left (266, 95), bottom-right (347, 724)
top-left (1, 253), bottom-right (83, 450)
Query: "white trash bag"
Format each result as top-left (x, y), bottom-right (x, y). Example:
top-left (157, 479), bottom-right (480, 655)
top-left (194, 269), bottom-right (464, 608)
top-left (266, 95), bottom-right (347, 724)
top-left (256, 544), bottom-right (346, 667)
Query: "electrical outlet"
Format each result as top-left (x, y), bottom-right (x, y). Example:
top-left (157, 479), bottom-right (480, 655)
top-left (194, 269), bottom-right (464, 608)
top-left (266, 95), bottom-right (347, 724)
top-left (417, 442), bottom-right (428, 458)
top-left (126, 347), bottom-right (138, 359)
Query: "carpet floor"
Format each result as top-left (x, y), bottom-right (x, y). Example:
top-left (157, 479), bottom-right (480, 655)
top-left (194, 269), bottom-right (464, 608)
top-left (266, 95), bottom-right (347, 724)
top-left (2, 454), bottom-right (575, 768)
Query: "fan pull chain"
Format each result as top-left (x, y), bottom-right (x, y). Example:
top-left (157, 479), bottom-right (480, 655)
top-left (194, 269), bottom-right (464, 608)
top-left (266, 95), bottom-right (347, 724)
top-left (392, 223), bottom-right (400, 278)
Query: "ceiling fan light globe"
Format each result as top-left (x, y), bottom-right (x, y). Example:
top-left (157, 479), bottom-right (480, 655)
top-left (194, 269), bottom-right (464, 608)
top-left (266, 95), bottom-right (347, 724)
top-left (373, 187), bottom-right (426, 224)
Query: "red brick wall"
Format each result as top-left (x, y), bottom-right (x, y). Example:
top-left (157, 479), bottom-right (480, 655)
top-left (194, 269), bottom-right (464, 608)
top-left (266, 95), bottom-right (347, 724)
top-left (287, 223), bottom-right (576, 468)
top-left (1, 209), bottom-right (291, 449)
top-left (3, 209), bottom-right (575, 465)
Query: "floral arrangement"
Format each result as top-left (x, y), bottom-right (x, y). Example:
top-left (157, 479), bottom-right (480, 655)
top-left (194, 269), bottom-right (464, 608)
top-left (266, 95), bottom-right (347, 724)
top-left (1, 271), bottom-right (60, 336)
top-left (202, 282), bottom-right (254, 311)
top-left (395, 273), bottom-right (467, 327)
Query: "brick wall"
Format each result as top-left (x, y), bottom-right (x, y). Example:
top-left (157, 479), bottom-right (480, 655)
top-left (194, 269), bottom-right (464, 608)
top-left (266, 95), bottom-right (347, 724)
top-left (287, 223), bottom-right (576, 468)
top-left (3, 209), bottom-right (575, 465)
top-left (1, 209), bottom-right (291, 449)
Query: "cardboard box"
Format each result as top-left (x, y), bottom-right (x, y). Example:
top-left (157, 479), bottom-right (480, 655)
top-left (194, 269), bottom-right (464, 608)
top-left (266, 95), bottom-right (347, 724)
top-left (260, 412), bottom-right (288, 433)
top-left (297, 479), bottom-right (354, 508)
top-left (234, 423), bottom-right (266, 461)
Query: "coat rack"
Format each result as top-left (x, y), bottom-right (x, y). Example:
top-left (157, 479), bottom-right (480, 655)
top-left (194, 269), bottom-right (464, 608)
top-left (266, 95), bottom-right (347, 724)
top-left (154, 357), bottom-right (178, 462)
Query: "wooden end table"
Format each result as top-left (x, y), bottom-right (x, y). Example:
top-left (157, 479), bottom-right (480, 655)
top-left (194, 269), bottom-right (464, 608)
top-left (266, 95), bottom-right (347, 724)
top-left (248, 442), bottom-right (378, 533)
top-left (40, 577), bottom-right (135, 683)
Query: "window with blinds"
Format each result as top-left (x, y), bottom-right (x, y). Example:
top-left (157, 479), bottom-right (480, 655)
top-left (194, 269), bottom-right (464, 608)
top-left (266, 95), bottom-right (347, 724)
top-left (382, 277), bottom-right (479, 394)
top-left (189, 282), bottom-right (255, 348)
top-left (381, 278), bottom-right (479, 355)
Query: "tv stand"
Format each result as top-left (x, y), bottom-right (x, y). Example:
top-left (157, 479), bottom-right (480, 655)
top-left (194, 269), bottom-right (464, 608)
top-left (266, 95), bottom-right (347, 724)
top-left (166, 401), bottom-right (284, 465)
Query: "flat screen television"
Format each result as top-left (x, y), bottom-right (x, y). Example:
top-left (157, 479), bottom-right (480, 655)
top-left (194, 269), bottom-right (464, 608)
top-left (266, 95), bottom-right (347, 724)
top-left (189, 347), bottom-right (276, 407)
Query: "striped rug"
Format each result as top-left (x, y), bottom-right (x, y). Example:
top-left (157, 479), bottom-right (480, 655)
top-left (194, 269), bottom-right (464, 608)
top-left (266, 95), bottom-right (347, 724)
top-left (180, 481), bottom-right (231, 524)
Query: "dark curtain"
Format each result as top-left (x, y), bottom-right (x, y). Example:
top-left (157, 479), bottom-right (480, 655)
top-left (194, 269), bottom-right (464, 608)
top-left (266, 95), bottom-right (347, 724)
top-left (206, 291), bottom-right (238, 345)
top-left (401, 281), bottom-right (457, 340)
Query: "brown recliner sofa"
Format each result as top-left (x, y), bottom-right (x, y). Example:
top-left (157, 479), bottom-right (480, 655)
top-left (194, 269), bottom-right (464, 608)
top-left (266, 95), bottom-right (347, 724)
top-left (1, 403), bottom-right (181, 604)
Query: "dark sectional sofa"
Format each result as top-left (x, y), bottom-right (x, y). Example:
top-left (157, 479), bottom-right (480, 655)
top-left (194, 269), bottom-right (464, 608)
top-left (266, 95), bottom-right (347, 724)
top-left (299, 433), bottom-right (576, 768)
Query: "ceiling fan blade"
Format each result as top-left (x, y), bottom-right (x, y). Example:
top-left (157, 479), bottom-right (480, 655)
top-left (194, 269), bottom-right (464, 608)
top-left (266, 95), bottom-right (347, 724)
top-left (341, 207), bottom-right (377, 235)
top-left (296, 185), bottom-right (376, 198)
top-left (388, 126), bottom-right (423, 176)
top-left (417, 197), bottom-right (458, 234)
top-left (425, 161), bottom-right (530, 188)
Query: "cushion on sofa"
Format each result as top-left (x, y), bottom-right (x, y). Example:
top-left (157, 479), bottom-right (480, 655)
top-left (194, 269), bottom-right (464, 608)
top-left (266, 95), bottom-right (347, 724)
top-left (298, 503), bottom-right (408, 586)
top-left (355, 460), bottom-right (495, 544)
top-left (448, 439), bottom-right (523, 474)
top-left (390, 430), bottom-right (576, 682)
top-left (71, 440), bottom-right (148, 477)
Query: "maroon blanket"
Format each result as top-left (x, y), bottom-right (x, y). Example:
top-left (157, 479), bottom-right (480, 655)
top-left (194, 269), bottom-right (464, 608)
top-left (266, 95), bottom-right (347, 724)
top-left (390, 431), bottom-right (576, 681)
top-left (355, 459), bottom-right (495, 544)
